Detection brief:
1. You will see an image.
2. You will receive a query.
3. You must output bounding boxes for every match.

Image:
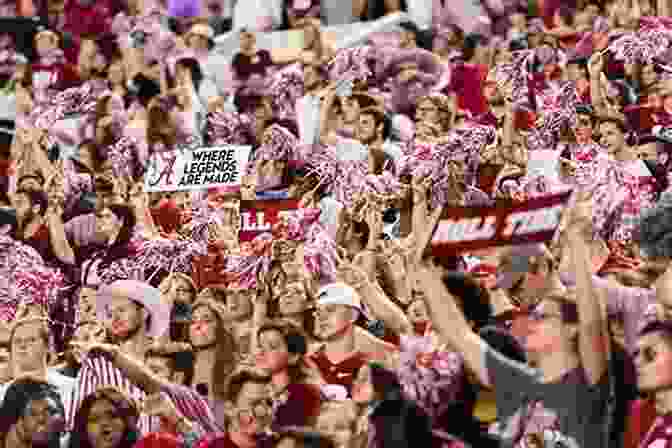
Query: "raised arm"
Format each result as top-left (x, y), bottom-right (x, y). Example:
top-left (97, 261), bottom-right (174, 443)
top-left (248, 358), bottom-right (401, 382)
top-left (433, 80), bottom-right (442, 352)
top-left (340, 260), bottom-right (412, 336)
top-left (565, 193), bottom-right (610, 385)
top-left (415, 262), bottom-right (492, 387)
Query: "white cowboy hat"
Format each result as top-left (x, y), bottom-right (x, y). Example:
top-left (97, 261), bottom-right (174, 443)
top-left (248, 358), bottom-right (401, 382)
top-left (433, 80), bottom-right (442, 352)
top-left (96, 280), bottom-right (171, 338)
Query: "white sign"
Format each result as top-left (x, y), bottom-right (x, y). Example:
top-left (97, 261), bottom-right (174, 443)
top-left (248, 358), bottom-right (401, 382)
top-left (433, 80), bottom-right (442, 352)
top-left (143, 145), bottom-right (252, 192)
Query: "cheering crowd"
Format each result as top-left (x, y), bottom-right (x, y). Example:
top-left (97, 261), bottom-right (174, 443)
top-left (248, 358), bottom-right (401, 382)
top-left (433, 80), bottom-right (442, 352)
top-left (3, 0), bottom-right (672, 447)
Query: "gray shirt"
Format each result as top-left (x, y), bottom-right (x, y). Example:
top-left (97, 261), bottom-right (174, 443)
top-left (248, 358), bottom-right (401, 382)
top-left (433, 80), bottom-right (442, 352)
top-left (485, 345), bottom-right (610, 448)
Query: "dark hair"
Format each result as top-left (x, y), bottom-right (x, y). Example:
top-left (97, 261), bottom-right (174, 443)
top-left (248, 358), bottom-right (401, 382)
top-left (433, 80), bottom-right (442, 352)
top-left (257, 319), bottom-right (308, 381)
top-left (277, 431), bottom-right (337, 448)
top-left (15, 188), bottom-right (48, 216)
top-left (0, 207), bottom-right (18, 237)
top-left (147, 100), bottom-right (178, 147)
top-left (77, 139), bottom-right (106, 173)
top-left (234, 93), bottom-right (267, 114)
top-left (93, 95), bottom-right (119, 145)
top-left (170, 58), bottom-right (204, 93)
top-left (68, 387), bottom-right (140, 448)
top-left (146, 347), bottom-right (194, 386)
top-left (190, 300), bottom-right (238, 400)
top-left (462, 33), bottom-right (488, 61)
top-left (359, 106), bottom-right (389, 139)
top-left (130, 74), bottom-right (161, 108)
top-left (0, 379), bottom-right (64, 448)
top-left (556, 5), bottom-right (574, 25)
top-left (441, 272), bottom-right (493, 330)
top-left (96, 203), bottom-right (137, 267)
top-left (369, 362), bottom-right (404, 401)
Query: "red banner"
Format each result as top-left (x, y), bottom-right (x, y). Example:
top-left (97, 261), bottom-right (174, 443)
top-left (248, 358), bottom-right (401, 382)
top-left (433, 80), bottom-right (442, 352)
top-left (239, 200), bottom-right (301, 242)
top-left (430, 190), bottom-right (573, 256)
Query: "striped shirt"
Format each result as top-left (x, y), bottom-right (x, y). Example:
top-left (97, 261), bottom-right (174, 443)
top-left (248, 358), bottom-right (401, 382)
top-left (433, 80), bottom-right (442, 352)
top-left (70, 353), bottom-right (223, 436)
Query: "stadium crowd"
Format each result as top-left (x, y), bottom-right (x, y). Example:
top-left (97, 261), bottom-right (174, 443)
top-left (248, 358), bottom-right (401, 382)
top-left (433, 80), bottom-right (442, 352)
top-left (2, 0), bottom-right (672, 447)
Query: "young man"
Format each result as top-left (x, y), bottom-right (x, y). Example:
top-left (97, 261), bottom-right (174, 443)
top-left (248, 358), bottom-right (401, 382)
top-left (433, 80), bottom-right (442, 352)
top-left (197, 369), bottom-right (273, 448)
top-left (13, 188), bottom-right (74, 265)
top-left (633, 320), bottom-right (672, 447)
top-left (69, 280), bottom-right (171, 433)
top-left (306, 282), bottom-right (397, 395)
top-left (417, 198), bottom-right (610, 447)
top-left (71, 280), bottom-right (220, 435)
top-left (0, 318), bottom-right (75, 425)
top-left (0, 378), bottom-right (66, 448)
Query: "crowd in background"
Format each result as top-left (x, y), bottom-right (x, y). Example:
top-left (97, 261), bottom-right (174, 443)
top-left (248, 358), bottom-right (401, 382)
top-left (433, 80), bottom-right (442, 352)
top-left (2, 0), bottom-right (672, 447)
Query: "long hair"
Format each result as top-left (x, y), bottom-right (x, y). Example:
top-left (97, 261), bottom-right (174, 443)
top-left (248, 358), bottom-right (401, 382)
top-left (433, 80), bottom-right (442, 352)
top-left (168, 58), bottom-right (204, 93)
top-left (67, 387), bottom-right (140, 448)
top-left (147, 102), bottom-right (178, 147)
top-left (191, 300), bottom-right (238, 400)
top-left (97, 203), bottom-right (137, 268)
top-left (256, 319), bottom-right (310, 383)
top-left (264, 267), bottom-right (317, 337)
top-left (0, 379), bottom-right (64, 448)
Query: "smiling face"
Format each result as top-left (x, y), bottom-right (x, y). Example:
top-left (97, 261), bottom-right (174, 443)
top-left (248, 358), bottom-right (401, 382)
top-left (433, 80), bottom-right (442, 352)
top-left (18, 396), bottom-right (65, 446)
top-left (104, 295), bottom-right (144, 341)
top-left (86, 398), bottom-right (126, 448)
top-left (313, 304), bottom-right (356, 340)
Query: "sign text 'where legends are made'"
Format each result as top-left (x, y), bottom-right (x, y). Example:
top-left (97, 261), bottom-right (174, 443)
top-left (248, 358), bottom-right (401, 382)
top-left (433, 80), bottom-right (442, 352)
top-left (143, 145), bottom-right (252, 192)
top-left (429, 190), bottom-right (573, 255)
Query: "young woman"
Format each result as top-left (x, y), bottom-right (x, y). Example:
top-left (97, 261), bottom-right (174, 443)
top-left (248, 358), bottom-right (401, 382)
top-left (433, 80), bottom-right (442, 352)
top-left (68, 387), bottom-right (141, 448)
top-left (254, 319), bottom-right (322, 429)
top-left (189, 299), bottom-right (239, 404)
top-left (351, 362), bottom-right (458, 448)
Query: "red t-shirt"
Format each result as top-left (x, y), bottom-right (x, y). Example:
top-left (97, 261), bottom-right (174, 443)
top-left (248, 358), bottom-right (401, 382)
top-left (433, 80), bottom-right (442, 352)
top-left (307, 349), bottom-right (369, 394)
top-left (625, 399), bottom-right (658, 448)
top-left (448, 63), bottom-right (489, 118)
top-left (272, 383), bottom-right (322, 429)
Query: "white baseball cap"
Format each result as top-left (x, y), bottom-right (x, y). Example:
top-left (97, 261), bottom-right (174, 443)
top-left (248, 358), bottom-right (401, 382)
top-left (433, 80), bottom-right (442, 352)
top-left (316, 283), bottom-right (366, 315)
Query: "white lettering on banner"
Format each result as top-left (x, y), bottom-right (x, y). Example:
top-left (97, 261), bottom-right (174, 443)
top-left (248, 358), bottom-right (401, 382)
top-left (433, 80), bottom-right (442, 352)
top-left (241, 211), bottom-right (272, 232)
top-left (501, 204), bottom-right (564, 238)
top-left (240, 209), bottom-right (302, 232)
top-left (143, 145), bottom-right (252, 193)
top-left (432, 215), bottom-right (498, 243)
